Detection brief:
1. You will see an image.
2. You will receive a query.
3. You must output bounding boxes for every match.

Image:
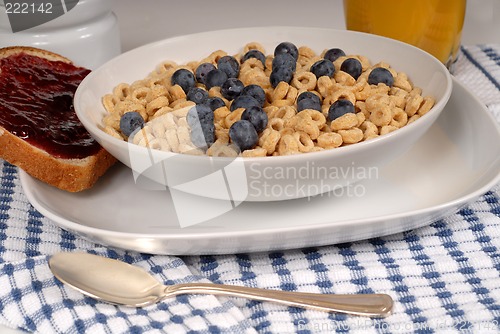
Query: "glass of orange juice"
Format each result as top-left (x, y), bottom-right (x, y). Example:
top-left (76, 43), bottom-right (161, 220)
top-left (343, 0), bottom-right (466, 71)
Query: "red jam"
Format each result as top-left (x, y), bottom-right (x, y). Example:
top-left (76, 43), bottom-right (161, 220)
top-left (0, 53), bottom-right (100, 159)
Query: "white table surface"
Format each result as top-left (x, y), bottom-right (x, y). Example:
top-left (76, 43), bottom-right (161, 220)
top-left (0, 1), bottom-right (499, 333)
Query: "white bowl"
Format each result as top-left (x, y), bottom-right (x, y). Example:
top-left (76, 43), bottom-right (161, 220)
top-left (74, 27), bottom-right (452, 202)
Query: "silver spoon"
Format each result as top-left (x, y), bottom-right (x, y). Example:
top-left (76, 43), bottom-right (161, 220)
top-left (48, 252), bottom-right (393, 317)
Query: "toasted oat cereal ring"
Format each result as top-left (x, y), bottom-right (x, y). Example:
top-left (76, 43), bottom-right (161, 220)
top-left (224, 108), bottom-right (244, 129)
top-left (114, 100), bottom-right (146, 117)
top-left (133, 126), bottom-right (154, 146)
top-left (271, 81), bottom-right (291, 101)
top-left (130, 87), bottom-right (151, 106)
top-left (338, 128), bottom-right (363, 144)
top-left (215, 127), bottom-right (230, 144)
top-left (170, 99), bottom-right (195, 110)
top-left (279, 127), bottom-right (295, 137)
top-left (293, 131), bottom-right (315, 153)
top-left (165, 128), bottom-right (180, 152)
top-left (171, 106), bottom-right (191, 118)
top-left (417, 96), bottom-right (435, 116)
top-left (149, 138), bottom-right (172, 151)
top-left (259, 128), bottom-right (281, 155)
top-left (151, 120), bottom-right (167, 138)
top-left (102, 94), bottom-right (120, 113)
top-left (146, 96), bottom-right (170, 116)
top-left (355, 112), bottom-right (366, 127)
top-left (330, 113), bottom-right (358, 131)
top-left (380, 125), bottom-right (399, 136)
top-left (203, 50), bottom-right (228, 65)
top-left (292, 72), bottom-right (317, 91)
top-left (271, 99), bottom-right (294, 107)
top-left (214, 106), bottom-right (231, 122)
top-left (408, 114), bottom-right (420, 124)
top-left (104, 125), bottom-right (124, 140)
top-left (405, 94), bottom-right (423, 117)
top-left (369, 104), bottom-right (392, 127)
top-left (112, 83), bottom-right (131, 100)
top-left (360, 120), bottom-right (378, 136)
top-left (146, 84), bottom-right (169, 102)
top-left (102, 112), bottom-right (121, 131)
top-left (278, 134), bottom-right (300, 155)
top-left (268, 117), bottom-right (285, 132)
top-left (317, 132), bottom-right (343, 149)
top-left (298, 109), bottom-right (326, 127)
top-left (365, 93), bottom-right (391, 111)
top-left (355, 101), bottom-right (369, 119)
top-left (317, 76), bottom-right (335, 98)
top-left (176, 126), bottom-right (192, 145)
top-left (240, 58), bottom-right (265, 72)
top-left (334, 71), bottom-right (357, 86)
top-left (294, 119), bottom-right (320, 140)
top-left (241, 147), bottom-right (268, 157)
top-left (168, 84), bottom-right (186, 101)
top-left (298, 46), bottom-right (317, 59)
top-left (208, 143), bottom-right (239, 157)
top-left (390, 107), bottom-right (408, 128)
top-left (332, 89), bottom-right (357, 105)
top-left (155, 60), bottom-right (178, 74)
top-left (243, 42), bottom-right (266, 54)
top-left (394, 72), bottom-right (413, 92)
top-left (269, 105), bottom-right (296, 120)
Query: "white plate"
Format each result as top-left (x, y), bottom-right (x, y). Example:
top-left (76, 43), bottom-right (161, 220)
top-left (21, 79), bottom-right (500, 255)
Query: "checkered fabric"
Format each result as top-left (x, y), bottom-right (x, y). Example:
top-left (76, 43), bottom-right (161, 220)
top-left (0, 44), bottom-right (499, 334)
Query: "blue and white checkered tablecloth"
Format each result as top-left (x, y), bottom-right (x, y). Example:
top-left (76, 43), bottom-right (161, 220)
top-left (0, 44), bottom-right (499, 334)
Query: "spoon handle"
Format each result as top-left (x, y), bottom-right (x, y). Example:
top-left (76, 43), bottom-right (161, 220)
top-left (165, 283), bottom-right (393, 317)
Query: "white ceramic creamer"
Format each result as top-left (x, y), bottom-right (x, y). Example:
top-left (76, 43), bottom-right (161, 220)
top-left (0, 0), bottom-right (121, 69)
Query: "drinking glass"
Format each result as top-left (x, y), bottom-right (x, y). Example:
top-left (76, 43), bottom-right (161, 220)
top-left (343, 0), bottom-right (466, 71)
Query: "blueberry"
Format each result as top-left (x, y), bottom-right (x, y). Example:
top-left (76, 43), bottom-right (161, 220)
top-left (324, 48), bottom-right (346, 62)
top-left (187, 104), bottom-right (215, 148)
top-left (241, 84), bottom-right (266, 107)
top-left (272, 53), bottom-right (296, 72)
top-left (119, 111), bottom-right (144, 137)
top-left (270, 66), bottom-right (293, 88)
top-left (340, 58), bottom-right (362, 80)
top-left (368, 67), bottom-right (394, 87)
top-left (241, 106), bottom-right (268, 133)
top-left (220, 78), bottom-right (244, 100)
top-left (297, 91), bottom-right (321, 105)
top-left (217, 55), bottom-right (240, 78)
top-left (205, 69), bottom-right (228, 90)
top-left (195, 62), bottom-right (216, 85)
top-left (204, 96), bottom-right (226, 111)
top-left (230, 95), bottom-right (261, 111)
top-left (297, 95), bottom-right (321, 112)
top-left (310, 59), bottom-right (335, 78)
top-left (274, 42), bottom-right (299, 61)
top-left (186, 87), bottom-right (209, 104)
top-left (297, 92), bottom-right (321, 112)
top-left (229, 120), bottom-right (259, 151)
top-left (241, 49), bottom-right (266, 67)
top-left (327, 99), bottom-right (355, 121)
top-left (187, 104), bottom-right (214, 127)
top-left (171, 69), bottom-right (196, 93)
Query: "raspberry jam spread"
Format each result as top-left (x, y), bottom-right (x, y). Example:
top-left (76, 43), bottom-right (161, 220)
top-left (0, 53), bottom-right (100, 159)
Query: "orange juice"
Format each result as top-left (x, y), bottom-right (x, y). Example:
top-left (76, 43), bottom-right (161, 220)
top-left (343, 0), bottom-right (466, 68)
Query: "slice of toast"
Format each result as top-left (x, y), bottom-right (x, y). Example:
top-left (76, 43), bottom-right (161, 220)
top-left (0, 46), bottom-right (116, 192)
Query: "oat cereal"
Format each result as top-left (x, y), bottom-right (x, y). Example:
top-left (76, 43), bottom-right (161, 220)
top-left (102, 42), bottom-right (435, 156)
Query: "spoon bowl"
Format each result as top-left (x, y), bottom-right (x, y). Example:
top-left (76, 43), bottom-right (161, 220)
top-left (49, 252), bottom-right (393, 317)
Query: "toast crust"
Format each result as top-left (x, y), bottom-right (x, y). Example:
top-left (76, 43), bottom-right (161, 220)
top-left (0, 46), bottom-right (116, 192)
